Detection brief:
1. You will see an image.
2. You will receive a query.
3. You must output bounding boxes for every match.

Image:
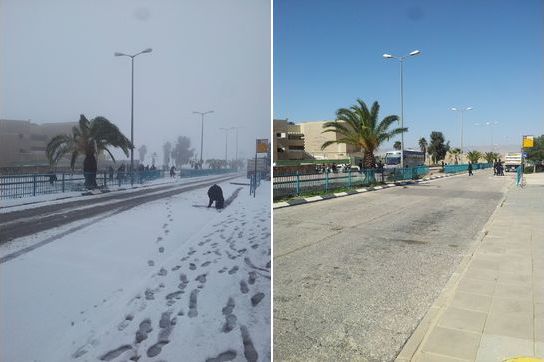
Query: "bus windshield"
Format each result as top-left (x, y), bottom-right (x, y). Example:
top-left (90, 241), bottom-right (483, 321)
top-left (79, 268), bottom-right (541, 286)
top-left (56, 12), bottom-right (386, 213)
top-left (385, 156), bottom-right (400, 165)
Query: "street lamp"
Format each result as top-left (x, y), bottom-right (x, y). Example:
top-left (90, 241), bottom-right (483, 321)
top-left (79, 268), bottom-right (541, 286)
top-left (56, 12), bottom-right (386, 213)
top-left (219, 127), bottom-right (234, 164)
top-left (231, 126), bottom-right (243, 161)
top-left (193, 110), bottom-right (214, 165)
top-left (451, 106), bottom-right (473, 152)
top-left (383, 49), bottom-right (421, 168)
top-left (114, 48), bottom-right (152, 185)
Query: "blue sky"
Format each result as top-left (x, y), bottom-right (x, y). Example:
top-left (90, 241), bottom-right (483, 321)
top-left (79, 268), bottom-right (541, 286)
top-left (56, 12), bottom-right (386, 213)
top-left (274, 0), bottom-right (544, 151)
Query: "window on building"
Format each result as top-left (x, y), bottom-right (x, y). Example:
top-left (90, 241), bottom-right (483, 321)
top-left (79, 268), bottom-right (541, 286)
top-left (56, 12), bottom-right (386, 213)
top-left (287, 134), bottom-right (304, 140)
top-left (289, 145), bottom-right (304, 151)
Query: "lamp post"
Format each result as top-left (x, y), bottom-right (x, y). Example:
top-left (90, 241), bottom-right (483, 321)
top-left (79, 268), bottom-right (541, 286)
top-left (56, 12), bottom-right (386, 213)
top-left (383, 50), bottom-right (421, 169)
top-left (231, 126), bottom-right (243, 161)
top-left (451, 106), bottom-right (473, 152)
top-left (114, 48), bottom-right (152, 186)
top-left (193, 110), bottom-right (214, 166)
top-left (219, 127), bottom-right (234, 165)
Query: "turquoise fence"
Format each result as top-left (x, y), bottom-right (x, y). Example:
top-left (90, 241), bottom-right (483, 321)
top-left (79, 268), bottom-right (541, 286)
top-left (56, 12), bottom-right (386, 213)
top-left (443, 163), bottom-right (492, 173)
top-left (179, 168), bottom-right (237, 178)
top-left (516, 165), bottom-right (523, 186)
top-left (0, 170), bottom-right (164, 200)
top-left (273, 166), bottom-right (429, 199)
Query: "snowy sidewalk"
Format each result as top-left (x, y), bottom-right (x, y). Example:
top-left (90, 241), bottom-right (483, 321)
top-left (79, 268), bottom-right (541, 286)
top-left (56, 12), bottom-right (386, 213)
top-left (397, 173), bottom-right (544, 361)
top-left (0, 178), bottom-right (271, 362)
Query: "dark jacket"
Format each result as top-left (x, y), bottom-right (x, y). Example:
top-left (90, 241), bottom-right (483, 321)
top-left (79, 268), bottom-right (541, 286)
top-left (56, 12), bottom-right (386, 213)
top-left (207, 184), bottom-right (224, 209)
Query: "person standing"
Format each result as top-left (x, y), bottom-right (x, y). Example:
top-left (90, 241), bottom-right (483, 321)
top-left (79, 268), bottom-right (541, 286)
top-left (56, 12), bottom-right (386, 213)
top-left (468, 162), bottom-right (473, 176)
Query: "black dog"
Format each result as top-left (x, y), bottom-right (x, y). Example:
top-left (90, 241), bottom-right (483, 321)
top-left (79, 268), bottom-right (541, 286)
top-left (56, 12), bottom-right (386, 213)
top-left (207, 184), bottom-right (224, 209)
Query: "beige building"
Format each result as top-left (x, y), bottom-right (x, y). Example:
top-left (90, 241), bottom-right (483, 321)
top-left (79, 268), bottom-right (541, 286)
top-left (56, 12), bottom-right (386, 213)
top-left (273, 119), bottom-right (305, 161)
top-left (0, 119), bottom-right (77, 167)
top-left (298, 121), bottom-right (362, 160)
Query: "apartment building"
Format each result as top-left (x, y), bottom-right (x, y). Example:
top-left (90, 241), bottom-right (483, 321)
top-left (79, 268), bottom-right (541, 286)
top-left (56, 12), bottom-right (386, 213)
top-left (298, 121), bottom-right (362, 160)
top-left (0, 119), bottom-right (77, 167)
top-left (273, 119), bottom-right (305, 161)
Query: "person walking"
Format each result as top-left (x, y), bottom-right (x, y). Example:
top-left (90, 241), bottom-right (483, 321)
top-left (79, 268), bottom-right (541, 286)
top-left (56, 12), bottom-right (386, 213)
top-left (468, 162), bottom-right (474, 176)
top-left (170, 165), bottom-right (176, 178)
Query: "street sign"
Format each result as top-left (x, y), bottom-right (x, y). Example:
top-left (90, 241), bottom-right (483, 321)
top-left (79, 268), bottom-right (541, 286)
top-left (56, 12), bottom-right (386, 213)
top-left (522, 135), bottom-right (534, 148)
top-left (256, 139), bottom-right (268, 153)
top-left (523, 152), bottom-right (528, 158)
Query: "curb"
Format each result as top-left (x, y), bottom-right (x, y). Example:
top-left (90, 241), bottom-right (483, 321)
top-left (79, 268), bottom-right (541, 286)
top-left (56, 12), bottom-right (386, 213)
top-left (394, 178), bottom-right (514, 361)
top-left (273, 171), bottom-right (474, 209)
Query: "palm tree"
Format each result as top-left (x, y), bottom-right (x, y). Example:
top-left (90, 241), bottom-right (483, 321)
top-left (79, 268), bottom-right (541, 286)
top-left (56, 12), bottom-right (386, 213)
top-left (450, 148), bottom-right (462, 165)
top-left (484, 151), bottom-right (499, 164)
top-left (393, 141), bottom-right (401, 150)
top-left (321, 99), bottom-right (405, 169)
top-left (46, 114), bottom-right (132, 188)
top-left (418, 137), bottom-right (428, 162)
top-left (466, 150), bottom-right (482, 164)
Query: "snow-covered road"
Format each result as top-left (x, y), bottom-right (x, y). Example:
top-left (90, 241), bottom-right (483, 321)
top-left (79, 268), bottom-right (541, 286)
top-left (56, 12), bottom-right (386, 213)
top-left (0, 178), bottom-right (271, 362)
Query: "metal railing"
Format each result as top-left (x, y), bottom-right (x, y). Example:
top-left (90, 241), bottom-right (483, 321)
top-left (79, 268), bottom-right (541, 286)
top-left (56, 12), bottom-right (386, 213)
top-left (443, 163), bottom-right (492, 173)
top-left (178, 168), bottom-right (237, 178)
top-left (516, 165), bottom-right (523, 186)
top-left (0, 170), bottom-right (164, 200)
top-left (273, 166), bottom-right (429, 199)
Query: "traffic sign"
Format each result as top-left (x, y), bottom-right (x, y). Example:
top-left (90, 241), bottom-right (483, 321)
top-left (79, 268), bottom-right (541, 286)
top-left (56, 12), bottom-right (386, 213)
top-left (522, 135), bottom-right (534, 148)
top-left (256, 139), bottom-right (269, 153)
top-left (523, 152), bottom-right (528, 158)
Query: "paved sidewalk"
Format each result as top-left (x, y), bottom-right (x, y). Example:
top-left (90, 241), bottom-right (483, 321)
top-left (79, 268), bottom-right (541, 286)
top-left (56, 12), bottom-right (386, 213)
top-left (397, 172), bottom-right (544, 362)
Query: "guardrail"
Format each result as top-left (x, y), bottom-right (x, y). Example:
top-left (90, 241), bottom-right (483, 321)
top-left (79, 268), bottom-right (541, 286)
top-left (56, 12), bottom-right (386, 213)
top-left (0, 170), bottom-right (164, 200)
top-left (273, 166), bottom-right (429, 199)
top-left (443, 163), bottom-right (492, 173)
top-left (178, 168), bottom-right (237, 178)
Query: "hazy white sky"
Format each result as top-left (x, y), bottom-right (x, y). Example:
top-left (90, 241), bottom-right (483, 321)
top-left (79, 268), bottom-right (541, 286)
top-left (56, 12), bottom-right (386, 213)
top-left (1, 0), bottom-right (271, 163)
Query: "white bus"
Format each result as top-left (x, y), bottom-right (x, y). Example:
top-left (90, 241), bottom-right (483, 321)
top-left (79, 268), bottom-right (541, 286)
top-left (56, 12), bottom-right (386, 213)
top-left (384, 150), bottom-right (425, 168)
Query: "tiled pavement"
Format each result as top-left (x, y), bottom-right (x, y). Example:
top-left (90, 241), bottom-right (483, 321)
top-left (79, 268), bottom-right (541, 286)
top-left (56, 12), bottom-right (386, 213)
top-left (396, 172), bottom-right (544, 362)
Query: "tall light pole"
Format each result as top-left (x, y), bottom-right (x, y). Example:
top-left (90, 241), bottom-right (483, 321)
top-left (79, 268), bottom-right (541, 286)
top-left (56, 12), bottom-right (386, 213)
top-left (114, 48), bottom-right (152, 185)
top-left (193, 110), bottom-right (214, 165)
top-left (451, 106), bottom-right (473, 152)
top-left (231, 126), bottom-right (243, 161)
top-left (383, 50), bottom-right (421, 168)
top-left (219, 127), bottom-right (234, 164)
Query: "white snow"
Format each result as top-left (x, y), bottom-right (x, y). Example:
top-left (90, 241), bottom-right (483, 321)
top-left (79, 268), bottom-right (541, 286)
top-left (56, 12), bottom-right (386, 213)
top-left (0, 173), bottom-right (238, 213)
top-left (0, 178), bottom-right (270, 362)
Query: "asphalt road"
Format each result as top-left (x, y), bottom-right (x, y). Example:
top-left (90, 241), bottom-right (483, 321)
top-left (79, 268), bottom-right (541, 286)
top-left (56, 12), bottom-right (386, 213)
top-left (0, 174), bottom-right (239, 244)
top-left (273, 170), bottom-right (513, 361)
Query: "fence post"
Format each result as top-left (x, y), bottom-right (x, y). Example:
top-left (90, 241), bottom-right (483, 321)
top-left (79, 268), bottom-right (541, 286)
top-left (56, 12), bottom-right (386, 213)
top-left (33, 175), bottom-right (37, 196)
top-left (325, 169), bottom-right (329, 192)
top-left (62, 173), bottom-right (65, 192)
top-left (295, 171), bottom-right (300, 195)
top-left (104, 172), bottom-right (107, 187)
top-left (348, 170), bottom-right (352, 188)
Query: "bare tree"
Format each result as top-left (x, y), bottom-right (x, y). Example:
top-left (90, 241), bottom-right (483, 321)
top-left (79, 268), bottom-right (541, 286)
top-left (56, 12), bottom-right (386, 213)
top-left (138, 144), bottom-right (147, 163)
